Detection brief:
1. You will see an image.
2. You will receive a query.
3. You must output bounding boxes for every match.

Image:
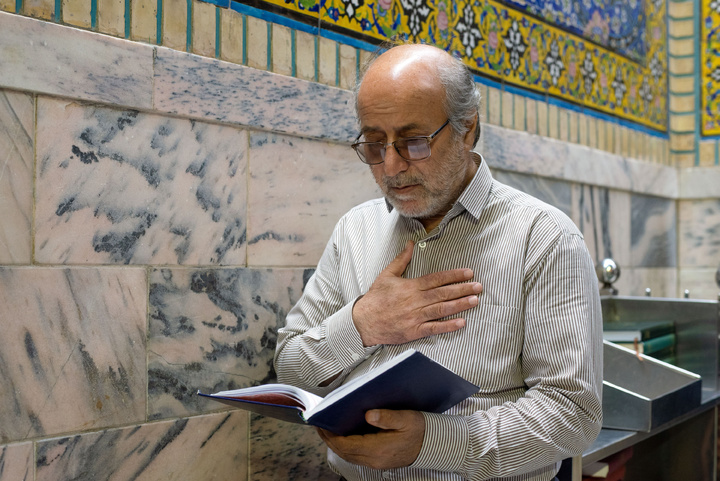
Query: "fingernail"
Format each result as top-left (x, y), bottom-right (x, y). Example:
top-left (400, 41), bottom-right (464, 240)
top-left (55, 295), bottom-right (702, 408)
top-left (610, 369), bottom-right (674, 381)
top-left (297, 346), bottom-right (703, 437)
top-left (473, 282), bottom-right (483, 293)
top-left (367, 410), bottom-right (380, 423)
top-left (463, 269), bottom-right (473, 278)
top-left (468, 295), bottom-right (478, 306)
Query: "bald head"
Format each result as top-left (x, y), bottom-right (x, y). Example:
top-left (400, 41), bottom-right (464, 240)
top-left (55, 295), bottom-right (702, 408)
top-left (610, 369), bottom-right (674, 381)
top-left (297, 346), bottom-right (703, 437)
top-left (355, 44), bottom-right (481, 147)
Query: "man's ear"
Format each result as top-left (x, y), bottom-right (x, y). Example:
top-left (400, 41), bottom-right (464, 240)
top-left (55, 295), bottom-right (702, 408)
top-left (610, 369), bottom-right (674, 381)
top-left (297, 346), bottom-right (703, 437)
top-left (463, 112), bottom-right (479, 150)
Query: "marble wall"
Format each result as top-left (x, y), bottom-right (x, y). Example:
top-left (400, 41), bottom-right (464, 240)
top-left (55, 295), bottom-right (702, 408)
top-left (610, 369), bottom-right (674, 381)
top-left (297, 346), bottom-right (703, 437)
top-left (0, 9), bottom-right (719, 481)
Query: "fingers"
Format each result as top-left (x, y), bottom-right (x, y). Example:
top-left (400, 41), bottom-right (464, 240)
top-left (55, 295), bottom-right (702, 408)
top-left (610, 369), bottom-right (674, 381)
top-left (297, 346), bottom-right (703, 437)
top-left (415, 267), bottom-right (475, 291)
top-left (383, 240), bottom-right (414, 278)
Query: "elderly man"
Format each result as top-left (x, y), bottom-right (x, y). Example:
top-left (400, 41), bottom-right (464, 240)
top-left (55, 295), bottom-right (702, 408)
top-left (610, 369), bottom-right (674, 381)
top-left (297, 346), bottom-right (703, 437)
top-left (274, 43), bottom-right (602, 481)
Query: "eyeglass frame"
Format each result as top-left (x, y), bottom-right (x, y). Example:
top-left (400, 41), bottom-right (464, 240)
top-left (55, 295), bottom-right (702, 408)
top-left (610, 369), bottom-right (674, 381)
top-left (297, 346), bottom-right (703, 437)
top-left (351, 119), bottom-right (451, 165)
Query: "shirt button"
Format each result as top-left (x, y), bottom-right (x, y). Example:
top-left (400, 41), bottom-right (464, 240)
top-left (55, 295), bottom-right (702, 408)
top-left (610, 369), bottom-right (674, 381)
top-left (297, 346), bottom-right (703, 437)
top-left (382, 472), bottom-right (391, 479)
top-left (418, 241), bottom-right (427, 249)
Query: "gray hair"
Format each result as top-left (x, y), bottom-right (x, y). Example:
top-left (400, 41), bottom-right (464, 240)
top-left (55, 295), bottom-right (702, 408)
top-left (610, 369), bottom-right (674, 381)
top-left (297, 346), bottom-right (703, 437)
top-left (354, 45), bottom-right (482, 148)
top-left (437, 54), bottom-right (482, 147)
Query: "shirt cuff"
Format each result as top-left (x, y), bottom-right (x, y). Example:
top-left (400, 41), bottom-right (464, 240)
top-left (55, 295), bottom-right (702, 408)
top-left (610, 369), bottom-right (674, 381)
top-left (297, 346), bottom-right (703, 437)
top-left (324, 299), bottom-right (372, 367)
top-left (411, 413), bottom-right (469, 473)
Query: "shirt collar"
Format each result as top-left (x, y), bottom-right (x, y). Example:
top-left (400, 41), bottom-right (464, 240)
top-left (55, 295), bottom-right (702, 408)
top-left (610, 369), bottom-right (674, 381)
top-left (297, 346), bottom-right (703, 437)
top-left (455, 152), bottom-right (493, 221)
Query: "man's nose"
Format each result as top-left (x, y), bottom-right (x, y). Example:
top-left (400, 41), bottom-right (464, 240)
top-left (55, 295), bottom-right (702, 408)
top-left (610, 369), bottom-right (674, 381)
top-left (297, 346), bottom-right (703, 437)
top-left (381, 145), bottom-right (409, 177)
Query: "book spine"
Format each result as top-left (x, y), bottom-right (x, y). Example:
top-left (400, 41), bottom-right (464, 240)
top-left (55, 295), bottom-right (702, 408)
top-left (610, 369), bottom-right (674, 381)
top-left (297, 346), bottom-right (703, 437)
top-left (639, 323), bottom-right (675, 340)
top-left (641, 333), bottom-right (675, 354)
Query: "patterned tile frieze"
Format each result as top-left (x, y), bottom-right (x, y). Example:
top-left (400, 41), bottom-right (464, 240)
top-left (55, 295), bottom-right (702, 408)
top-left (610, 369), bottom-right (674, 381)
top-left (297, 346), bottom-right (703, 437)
top-left (702, 0), bottom-right (720, 136)
top-left (257, 0), bottom-right (667, 131)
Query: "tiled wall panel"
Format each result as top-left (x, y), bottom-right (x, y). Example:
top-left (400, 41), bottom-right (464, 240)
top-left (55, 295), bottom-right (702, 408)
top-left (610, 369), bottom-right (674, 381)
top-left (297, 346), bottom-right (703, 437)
top-left (247, 132), bottom-right (381, 266)
top-left (34, 98), bottom-right (248, 266)
top-left (0, 90), bottom-right (33, 264)
top-left (34, 412), bottom-right (249, 481)
top-left (147, 267), bottom-right (309, 420)
top-left (0, 267), bottom-right (147, 443)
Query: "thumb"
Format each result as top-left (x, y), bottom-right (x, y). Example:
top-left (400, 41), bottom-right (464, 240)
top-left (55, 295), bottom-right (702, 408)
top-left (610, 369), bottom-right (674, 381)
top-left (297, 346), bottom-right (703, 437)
top-left (383, 241), bottom-right (414, 278)
top-left (365, 409), bottom-right (404, 430)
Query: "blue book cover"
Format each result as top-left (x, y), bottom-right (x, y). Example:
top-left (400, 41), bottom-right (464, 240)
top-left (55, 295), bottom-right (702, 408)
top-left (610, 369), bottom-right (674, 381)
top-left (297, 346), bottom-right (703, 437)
top-left (198, 349), bottom-right (480, 436)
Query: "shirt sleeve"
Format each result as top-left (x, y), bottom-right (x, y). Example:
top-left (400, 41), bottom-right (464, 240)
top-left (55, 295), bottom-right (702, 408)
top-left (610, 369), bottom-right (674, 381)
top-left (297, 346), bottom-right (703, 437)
top-left (274, 219), bottom-right (378, 397)
top-left (411, 228), bottom-right (603, 479)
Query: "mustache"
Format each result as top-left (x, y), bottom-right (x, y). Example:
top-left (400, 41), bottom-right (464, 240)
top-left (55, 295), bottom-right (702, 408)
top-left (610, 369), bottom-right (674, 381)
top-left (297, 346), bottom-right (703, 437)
top-left (382, 174), bottom-right (424, 189)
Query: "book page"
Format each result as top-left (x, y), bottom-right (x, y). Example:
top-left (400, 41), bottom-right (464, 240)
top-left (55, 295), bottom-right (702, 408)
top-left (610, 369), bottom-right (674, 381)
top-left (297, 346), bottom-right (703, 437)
top-left (211, 384), bottom-right (322, 411)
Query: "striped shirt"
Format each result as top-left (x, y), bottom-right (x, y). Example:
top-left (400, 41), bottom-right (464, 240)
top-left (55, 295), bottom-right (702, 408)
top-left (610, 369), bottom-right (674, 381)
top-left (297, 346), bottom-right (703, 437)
top-left (275, 154), bottom-right (603, 481)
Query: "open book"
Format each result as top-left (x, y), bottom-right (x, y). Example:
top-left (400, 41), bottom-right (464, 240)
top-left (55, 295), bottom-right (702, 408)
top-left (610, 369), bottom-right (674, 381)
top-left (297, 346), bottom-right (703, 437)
top-left (198, 349), bottom-right (479, 436)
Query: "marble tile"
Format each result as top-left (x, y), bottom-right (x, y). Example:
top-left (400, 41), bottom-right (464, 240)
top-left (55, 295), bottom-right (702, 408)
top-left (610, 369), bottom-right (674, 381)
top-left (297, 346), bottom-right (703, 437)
top-left (220, 7), bottom-right (244, 64)
top-left (247, 132), bottom-right (381, 266)
top-left (480, 124), bottom-right (566, 179)
top-left (250, 415), bottom-right (337, 481)
top-left (272, 23), bottom-right (293, 76)
top-left (564, 143), bottom-right (633, 192)
top-left (130, 0), bottom-right (157, 43)
top-left (679, 167), bottom-right (720, 199)
top-left (678, 199), bottom-right (720, 268)
top-left (339, 43), bottom-right (357, 90)
top-left (191, 0), bottom-right (215, 57)
top-left (247, 15), bottom-right (269, 70)
top-left (24, 0), bottom-right (54, 19)
top-left (147, 267), bottom-right (311, 419)
top-left (160, 0), bottom-right (187, 51)
top-left (613, 267), bottom-right (678, 298)
top-left (0, 267), bottom-right (147, 443)
top-left (630, 194), bottom-right (677, 268)
top-left (97, 0), bottom-right (125, 37)
top-left (295, 30), bottom-right (317, 82)
top-left (0, 0), bottom-right (15, 12)
top-left (62, 0), bottom-right (92, 28)
top-left (572, 185), bottom-right (631, 269)
top-left (679, 268), bottom-right (720, 301)
top-left (0, 12), bottom-right (153, 108)
top-left (0, 90), bottom-right (33, 264)
top-left (318, 36), bottom-right (337, 86)
top-left (35, 412), bottom-right (248, 481)
top-left (492, 169), bottom-right (572, 217)
top-left (626, 157), bottom-right (678, 198)
top-left (35, 98), bottom-right (248, 265)
top-left (153, 47), bottom-right (357, 142)
top-left (0, 442), bottom-right (33, 481)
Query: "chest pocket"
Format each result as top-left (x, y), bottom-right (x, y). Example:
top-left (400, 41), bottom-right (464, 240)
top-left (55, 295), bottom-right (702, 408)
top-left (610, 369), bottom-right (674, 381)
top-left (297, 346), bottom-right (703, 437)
top-left (430, 302), bottom-right (524, 391)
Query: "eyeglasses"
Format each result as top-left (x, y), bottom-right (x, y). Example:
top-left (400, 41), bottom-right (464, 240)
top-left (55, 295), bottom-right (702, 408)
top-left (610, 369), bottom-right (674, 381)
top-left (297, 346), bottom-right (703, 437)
top-left (351, 119), bottom-right (450, 165)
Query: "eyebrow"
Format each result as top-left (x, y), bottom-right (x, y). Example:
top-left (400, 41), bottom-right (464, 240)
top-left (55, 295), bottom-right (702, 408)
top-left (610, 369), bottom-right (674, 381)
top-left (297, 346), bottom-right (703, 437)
top-left (359, 123), bottom-right (427, 137)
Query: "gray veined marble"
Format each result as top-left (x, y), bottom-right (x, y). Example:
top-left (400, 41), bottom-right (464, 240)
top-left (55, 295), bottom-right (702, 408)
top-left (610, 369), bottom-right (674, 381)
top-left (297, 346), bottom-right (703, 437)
top-left (0, 267), bottom-right (147, 443)
top-left (0, 442), bottom-right (33, 481)
top-left (0, 89), bottom-right (34, 264)
top-left (480, 124), bottom-right (565, 179)
top-left (573, 185), bottom-right (631, 268)
top-left (251, 415), bottom-right (337, 481)
top-left (631, 194), bottom-right (677, 268)
top-left (147, 267), bottom-right (313, 420)
top-left (247, 131), bottom-right (382, 267)
top-left (0, 12), bottom-right (153, 109)
top-left (34, 412), bottom-right (248, 481)
top-left (493, 170), bottom-right (572, 217)
top-left (35, 98), bottom-right (248, 265)
top-left (153, 47), bottom-right (358, 142)
top-left (679, 199), bottom-right (720, 268)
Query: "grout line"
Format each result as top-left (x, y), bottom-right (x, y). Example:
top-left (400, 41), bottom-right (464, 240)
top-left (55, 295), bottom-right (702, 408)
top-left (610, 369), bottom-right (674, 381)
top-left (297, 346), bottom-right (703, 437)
top-left (266, 20), bottom-right (271, 71)
top-left (124, 0), bottom-right (131, 38)
top-left (241, 13), bottom-right (247, 65)
top-left (215, 5), bottom-right (220, 58)
top-left (91, 0), bottom-right (97, 30)
top-left (186, 0), bottom-right (192, 52)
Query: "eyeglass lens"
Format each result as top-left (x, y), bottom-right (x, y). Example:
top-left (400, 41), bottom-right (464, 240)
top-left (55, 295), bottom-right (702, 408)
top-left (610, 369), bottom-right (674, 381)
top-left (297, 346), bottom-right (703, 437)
top-left (358, 138), bottom-right (430, 163)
